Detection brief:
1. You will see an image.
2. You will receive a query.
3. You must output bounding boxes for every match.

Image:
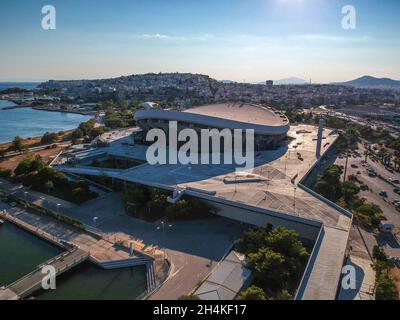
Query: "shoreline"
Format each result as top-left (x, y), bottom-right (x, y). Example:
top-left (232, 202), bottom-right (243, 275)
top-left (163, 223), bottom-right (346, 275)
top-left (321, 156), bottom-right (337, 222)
top-left (1, 104), bottom-right (96, 116)
top-left (0, 129), bottom-right (74, 149)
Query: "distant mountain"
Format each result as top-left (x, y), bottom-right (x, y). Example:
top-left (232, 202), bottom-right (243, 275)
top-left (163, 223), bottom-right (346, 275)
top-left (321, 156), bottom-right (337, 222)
top-left (274, 77), bottom-right (308, 85)
top-left (333, 76), bottom-right (400, 88)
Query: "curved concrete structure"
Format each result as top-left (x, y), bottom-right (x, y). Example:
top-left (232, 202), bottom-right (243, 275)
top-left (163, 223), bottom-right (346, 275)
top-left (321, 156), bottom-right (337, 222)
top-left (134, 103), bottom-right (290, 150)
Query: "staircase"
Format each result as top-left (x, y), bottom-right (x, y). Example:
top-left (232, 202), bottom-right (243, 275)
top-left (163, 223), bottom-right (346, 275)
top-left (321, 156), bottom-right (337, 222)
top-left (146, 261), bottom-right (157, 293)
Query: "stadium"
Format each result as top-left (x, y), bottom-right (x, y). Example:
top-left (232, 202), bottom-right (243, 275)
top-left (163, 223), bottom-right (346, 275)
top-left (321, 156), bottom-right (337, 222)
top-left (57, 103), bottom-right (352, 301)
top-left (134, 102), bottom-right (290, 151)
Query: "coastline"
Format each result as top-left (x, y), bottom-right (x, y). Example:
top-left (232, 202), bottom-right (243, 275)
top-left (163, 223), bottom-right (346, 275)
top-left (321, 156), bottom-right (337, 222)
top-left (1, 104), bottom-right (96, 116)
top-left (0, 101), bottom-right (93, 145)
top-left (0, 129), bottom-right (74, 149)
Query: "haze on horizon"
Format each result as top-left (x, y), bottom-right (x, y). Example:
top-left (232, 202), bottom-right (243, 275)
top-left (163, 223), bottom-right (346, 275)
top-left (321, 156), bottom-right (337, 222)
top-left (0, 0), bottom-right (399, 83)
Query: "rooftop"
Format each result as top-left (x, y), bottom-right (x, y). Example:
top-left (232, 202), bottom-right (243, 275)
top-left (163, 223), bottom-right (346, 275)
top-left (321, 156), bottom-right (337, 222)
top-left (59, 123), bottom-right (352, 300)
top-left (184, 102), bottom-right (288, 127)
top-left (194, 251), bottom-right (252, 300)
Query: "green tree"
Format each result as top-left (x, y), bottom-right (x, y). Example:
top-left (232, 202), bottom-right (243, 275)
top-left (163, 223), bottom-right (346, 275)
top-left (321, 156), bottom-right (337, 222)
top-left (248, 248), bottom-right (289, 291)
top-left (11, 136), bottom-right (26, 152)
top-left (236, 286), bottom-right (267, 300)
top-left (238, 228), bottom-right (269, 255)
top-left (375, 276), bottom-right (399, 300)
top-left (14, 157), bottom-right (34, 176)
top-left (0, 168), bottom-right (12, 179)
top-left (315, 165), bottom-right (343, 201)
top-left (341, 181), bottom-right (361, 208)
top-left (41, 132), bottom-right (59, 144)
top-left (0, 148), bottom-right (6, 159)
top-left (373, 246), bottom-right (388, 263)
top-left (355, 203), bottom-right (384, 229)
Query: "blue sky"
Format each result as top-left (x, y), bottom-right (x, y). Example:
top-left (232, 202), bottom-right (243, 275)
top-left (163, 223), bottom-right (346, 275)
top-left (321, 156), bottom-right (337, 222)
top-left (0, 0), bottom-right (399, 83)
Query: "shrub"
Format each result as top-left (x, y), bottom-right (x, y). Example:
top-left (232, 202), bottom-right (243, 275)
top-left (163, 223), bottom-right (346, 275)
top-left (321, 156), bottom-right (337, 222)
top-left (236, 286), bottom-right (267, 300)
top-left (0, 168), bottom-right (12, 179)
top-left (41, 132), bottom-right (59, 144)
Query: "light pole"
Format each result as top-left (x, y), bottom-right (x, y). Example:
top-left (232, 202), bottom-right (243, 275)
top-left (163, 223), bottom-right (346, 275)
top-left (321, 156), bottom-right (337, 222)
top-left (285, 154), bottom-right (288, 176)
top-left (93, 217), bottom-right (99, 228)
top-left (56, 203), bottom-right (61, 215)
top-left (24, 191), bottom-right (28, 208)
top-left (157, 221), bottom-right (172, 261)
top-left (234, 175), bottom-right (237, 193)
top-left (293, 186), bottom-right (297, 215)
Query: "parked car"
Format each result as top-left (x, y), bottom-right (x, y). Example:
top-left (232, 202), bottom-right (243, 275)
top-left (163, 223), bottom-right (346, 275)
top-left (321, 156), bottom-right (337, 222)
top-left (389, 178), bottom-right (400, 184)
top-left (351, 164), bottom-right (359, 169)
top-left (379, 191), bottom-right (388, 198)
top-left (394, 188), bottom-right (400, 195)
top-left (368, 172), bottom-right (377, 177)
top-left (379, 223), bottom-right (395, 234)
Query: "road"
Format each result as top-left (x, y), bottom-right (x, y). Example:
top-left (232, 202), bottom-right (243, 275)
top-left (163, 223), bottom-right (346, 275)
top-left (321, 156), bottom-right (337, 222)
top-left (334, 143), bottom-right (400, 257)
top-left (61, 192), bottom-right (248, 300)
top-left (2, 141), bottom-right (71, 158)
top-left (316, 106), bottom-right (400, 139)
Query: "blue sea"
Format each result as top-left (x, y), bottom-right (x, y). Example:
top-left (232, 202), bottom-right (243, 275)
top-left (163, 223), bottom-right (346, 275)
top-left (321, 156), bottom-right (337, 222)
top-left (0, 82), bottom-right (40, 90)
top-left (0, 100), bottom-right (92, 143)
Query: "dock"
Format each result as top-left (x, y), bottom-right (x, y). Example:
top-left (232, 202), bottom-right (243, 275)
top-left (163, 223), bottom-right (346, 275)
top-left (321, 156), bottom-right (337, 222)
top-left (0, 248), bottom-right (89, 300)
top-left (0, 210), bottom-right (89, 300)
top-left (0, 207), bottom-right (160, 300)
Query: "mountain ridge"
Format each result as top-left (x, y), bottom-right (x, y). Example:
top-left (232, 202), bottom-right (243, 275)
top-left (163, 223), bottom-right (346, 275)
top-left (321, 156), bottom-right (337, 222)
top-left (332, 75), bottom-right (400, 88)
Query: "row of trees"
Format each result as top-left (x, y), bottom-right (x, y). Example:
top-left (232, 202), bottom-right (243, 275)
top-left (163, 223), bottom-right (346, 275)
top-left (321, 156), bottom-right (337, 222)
top-left (122, 185), bottom-right (213, 222)
top-left (236, 227), bottom-right (310, 300)
top-left (314, 165), bottom-right (385, 229)
top-left (0, 132), bottom-right (63, 157)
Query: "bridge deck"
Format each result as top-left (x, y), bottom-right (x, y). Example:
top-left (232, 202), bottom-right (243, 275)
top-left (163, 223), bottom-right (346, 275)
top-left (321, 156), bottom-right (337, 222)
top-left (0, 249), bottom-right (88, 300)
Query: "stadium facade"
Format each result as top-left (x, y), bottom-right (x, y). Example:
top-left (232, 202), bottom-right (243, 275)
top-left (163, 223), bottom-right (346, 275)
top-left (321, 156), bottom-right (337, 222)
top-left (134, 102), bottom-right (290, 151)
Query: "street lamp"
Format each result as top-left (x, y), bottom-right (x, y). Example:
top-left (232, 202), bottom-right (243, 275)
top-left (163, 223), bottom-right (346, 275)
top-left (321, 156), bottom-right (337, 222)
top-left (293, 186), bottom-right (297, 215)
top-left (157, 221), bottom-right (172, 261)
top-left (234, 174), bottom-right (237, 193)
top-left (93, 217), bottom-right (99, 228)
top-left (24, 191), bottom-right (28, 208)
top-left (285, 154), bottom-right (288, 176)
top-left (56, 203), bottom-right (61, 215)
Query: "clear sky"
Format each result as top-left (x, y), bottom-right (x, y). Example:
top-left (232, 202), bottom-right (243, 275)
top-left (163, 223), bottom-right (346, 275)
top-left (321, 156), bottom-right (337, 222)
top-left (0, 0), bottom-right (399, 83)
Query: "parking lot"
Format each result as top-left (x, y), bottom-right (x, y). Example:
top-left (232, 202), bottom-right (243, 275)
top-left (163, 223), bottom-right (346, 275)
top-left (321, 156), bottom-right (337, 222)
top-left (335, 143), bottom-right (400, 257)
